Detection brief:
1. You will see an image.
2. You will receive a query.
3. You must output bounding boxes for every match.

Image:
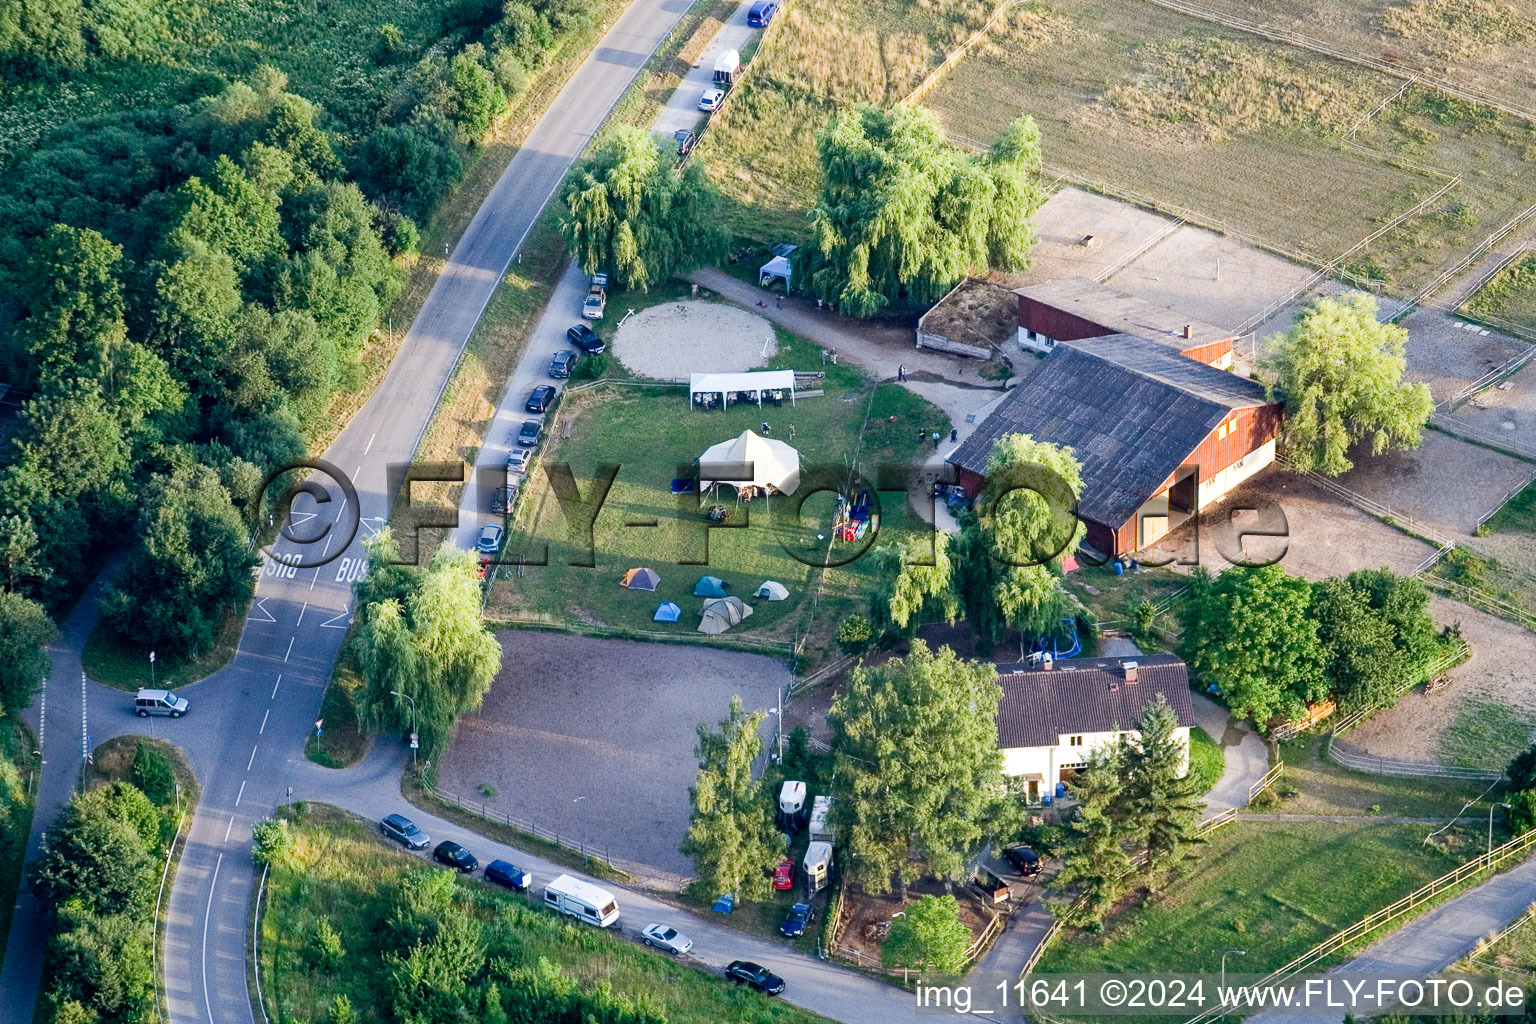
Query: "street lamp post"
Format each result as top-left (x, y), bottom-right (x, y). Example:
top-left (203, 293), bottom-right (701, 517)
top-left (1489, 801), bottom-right (1513, 858)
top-left (389, 690), bottom-right (418, 767)
top-left (573, 796), bottom-right (587, 859)
top-left (1221, 949), bottom-right (1246, 1001)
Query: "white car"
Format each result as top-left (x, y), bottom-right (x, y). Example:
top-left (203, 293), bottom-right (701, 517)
top-left (641, 922), bottom-right (692, 955)
top-left (699, 88), bottom-right (725, 112)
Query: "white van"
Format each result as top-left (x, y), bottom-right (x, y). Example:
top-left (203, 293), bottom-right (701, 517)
top-left (543, 873), bottom-right (620, 928)
top-left (134, 688), bottom-right (189, 718)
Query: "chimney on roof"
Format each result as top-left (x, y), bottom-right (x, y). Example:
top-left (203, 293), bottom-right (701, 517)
top-left (1123, 660), bottom-right (1139, 684)
top-left (1182, 324), bottom-right (1193, 340)
top-left (1041, 652), bottom-right (1053, 672)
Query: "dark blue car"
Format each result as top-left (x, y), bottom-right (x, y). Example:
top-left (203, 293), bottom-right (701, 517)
top-left (485, 859), bottom-right (532, 891)
top-left (779, 900), bottom-right (814, 938)
top-left (747, 1), bottom-right (777, 26)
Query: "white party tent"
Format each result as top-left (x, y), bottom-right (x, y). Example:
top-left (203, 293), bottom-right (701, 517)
top-left (698, 429), bottom-right (800, 496)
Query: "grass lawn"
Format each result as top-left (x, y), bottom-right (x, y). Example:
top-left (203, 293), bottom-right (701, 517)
top-left (82, 608), bottom-right (244, 692)
top-left (484, 320), bottom-right (948, 664)
top-left (1481, 479), bottom-right (1536, 535)
top-left (1037, 820), bottom-right (1472, 979)
top-left (1465, 912), bottom-right (1536, 978)
top-left (1187, 726), bottom-right (1224, 797)
top-left (0, 720), bottom-right (38, 965)
top-left (1438, 697), bottom-right (1536, 772)
top-left (1278, 734), bottom-right (1502, 818)
top-left (1061, 562), bottom-right (1188, 635)
top-left (258, 805), bottom-right (826, 1024)
top-left (1466, 253), bottom-right (1536, 335)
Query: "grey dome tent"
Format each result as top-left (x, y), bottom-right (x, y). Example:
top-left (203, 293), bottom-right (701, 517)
top-left (755, 580), bottom-right (789, 601)
top-left (653, 602), bottom-right (681, 622)
top-left (694, 575), bottom-right (728, 598)
top-left (620, 567), bottom-right (660, 591)
top-left (698, 596), bottom-right (752, 634)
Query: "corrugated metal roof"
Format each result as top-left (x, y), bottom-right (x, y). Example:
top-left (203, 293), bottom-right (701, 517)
top-left (1016, 277), bottom-right (1233, 351)
top-left (947, 335), bottom-right (1271, 528)
top-left (994, 654), bottom-right (1195, 750)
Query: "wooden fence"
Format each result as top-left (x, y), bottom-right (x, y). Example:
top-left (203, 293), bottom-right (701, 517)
top-left (424, 783), bottom-right (614, 867)
top-left (899, 0), bottom-right (1021, 107)
top-left (1247, 762), bottom-right (1284, 804)
top-left (1181, 827), bottom-right (1536, 1024)
top-left (827, 894), bottom-right (1006, 975)
top-left (1326, 742), bottom-right (1504, 781)
top-left (1330, 641), bottom-right (1471, 738)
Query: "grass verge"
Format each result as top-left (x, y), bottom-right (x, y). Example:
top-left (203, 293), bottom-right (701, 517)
top-left (0, 720), bottom-right (39, 965)
top-left (400, 774), bottom-right (632, 884)
top-left (257, 804), bottom-right (823, 1024)
top-left (82, 608), bottom-right (245, 692)
top-left (1439, 697), bottom-right (1536, 773)
top-left (305, 651), bottom-right (371, 769)
top-left (1482, 478), bottom-right (1536, 535)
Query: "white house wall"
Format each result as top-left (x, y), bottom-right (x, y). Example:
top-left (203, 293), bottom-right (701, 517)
top-left (1001, 726), bottom-right (1191, 786)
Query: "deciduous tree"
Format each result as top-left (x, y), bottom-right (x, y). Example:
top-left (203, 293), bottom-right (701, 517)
top-left (0, 591), bottom-right (54, 713)
top-left (828, 642), bottom-right (1014, 896)
top-left (881, 894), bottom-right (972, 973)
top-left (802, 106), bottom-right (1044, 317)
top-left (870, 531), bottom-right (959, 634)
top-left (1262, 294), bottom-right (1433, 475)
top-left (679, 696), bottom-right (782, 901)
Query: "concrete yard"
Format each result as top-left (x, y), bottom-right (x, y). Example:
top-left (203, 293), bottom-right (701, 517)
top-left (438, 631), bottom-right (789, 879)
top-left (1015, 187), bottom-right (1177, 286)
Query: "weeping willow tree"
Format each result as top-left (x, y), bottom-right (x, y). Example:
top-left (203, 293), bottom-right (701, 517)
top-left (802, 106), bottom-right (1044, 317)
top-left (558, 125), bottom-right (726, 291)
top-left (351, 532), bottom-right (501, 762)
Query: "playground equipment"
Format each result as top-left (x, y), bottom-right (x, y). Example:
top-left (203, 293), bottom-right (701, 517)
top-left (1032, 616), bottom-right (1082, 661)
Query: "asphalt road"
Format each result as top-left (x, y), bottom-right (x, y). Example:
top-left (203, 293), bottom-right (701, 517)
top-left (0, 1), bottom-right (693, 1021)
top-left (651, 0), bottom-right (759, 140)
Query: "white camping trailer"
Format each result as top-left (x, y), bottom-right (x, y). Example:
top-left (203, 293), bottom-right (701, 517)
top-left (543, 873), bottom-right (620, 928)
top-left (803, 841), bottom-right (833, 894)
top-left (777, 780), bottom-right (806, 831)
top-left (808, 794), bottom-right (833, 842)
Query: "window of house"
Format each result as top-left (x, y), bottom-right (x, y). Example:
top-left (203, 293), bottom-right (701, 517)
top-left (1068, 735), bottom-right (1083, 747)
top-left (1218, 422), bottom-right (1229, 440)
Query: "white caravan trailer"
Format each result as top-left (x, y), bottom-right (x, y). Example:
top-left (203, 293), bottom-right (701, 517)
top-left (543, 873), bottom-right (620, 928)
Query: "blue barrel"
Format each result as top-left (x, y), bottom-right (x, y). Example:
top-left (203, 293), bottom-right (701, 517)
top-left (1056, 782), bottom-right (1067, 798)
top-left (1042, 794), bottom-right (1053, 806)
top-left (1112, 561), bottom-right (1124, 575)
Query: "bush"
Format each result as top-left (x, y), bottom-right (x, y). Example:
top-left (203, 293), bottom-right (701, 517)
top-left (328, 994), bottom-right (357, 1024)
top-left (1507, 743), bottom-right (1536, 792)
top-left (881, 894), bottom-right (971, 972)
top-left (252, 817), bottom-right (297, 868)
top-left (571, 351), bottom-right (608, 381)
top-left (131, 743), bottom-right (176, 807)
top-left (1508, 790), bottom-right (1536, 835)
top-left (1132, 600), bottom-right (1157, 640)
top-left (836, 614), bottom-right (873, 654)
top-left (1185, 726), bottom-right (1225, 796)
top-left (309, 918), bottom-right (345, 970)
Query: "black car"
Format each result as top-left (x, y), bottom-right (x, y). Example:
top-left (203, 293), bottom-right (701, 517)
top-left (725, 960), bottom-right (785, 995)
top-left (1003, 845), bottom-right (1041, 876)
top-left (433, 840), bottom-right (478, 873)
top-left (526, 384), bottom-right (557, 413)
top-left (779, 900), bottom-right (814, 938)
top-left (516, 419), bottom-right (542, 447)
top-left (567, 324), bottom-right (604, 353)
top-left (549, 350), bottom-right (577, 378)
top-left (379, 813), bottom-right (430, 850)
top-left (674, 128), bottom-right (695, 156)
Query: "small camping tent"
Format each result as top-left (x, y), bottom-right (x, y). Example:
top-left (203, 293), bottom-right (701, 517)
top-left (653, 602), bottom-right (681, 622)
top-left (694, 575), bottom-right (728, 598)
top-left (620, 567), bottom-right (660, 591)
top-left (755, 580), bottom-right (789, 601)
top-left (698, 430), bottom-right (800, 497)
top-left (698, 596), bottom-right (753, 634)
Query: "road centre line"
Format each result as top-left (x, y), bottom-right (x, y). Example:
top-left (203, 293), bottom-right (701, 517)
top-left (202, 852), bottom-right (223, 1024)
top-left (284, 637), bottom-right (294, 662)
top-left (271, 675), bottom-right (281, 699)
top-left (296, 603), bottom-right (308, 627)
top-left (364, 431), bottom-right (376, 455)
top-left (235, 780), bottom-right (246, 807)
top-left (259, 709), bottom-right (269, 734)
top-left (224, 816), bottom-right (235, 841)
top-left (247, 745), bottom-right (257, 771)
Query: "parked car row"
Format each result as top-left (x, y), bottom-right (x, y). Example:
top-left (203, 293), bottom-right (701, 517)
top-left (377, 811), bottom-right (791, 997)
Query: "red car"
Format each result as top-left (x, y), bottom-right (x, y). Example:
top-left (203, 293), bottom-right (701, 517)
top-left (772, 860), bottom-right (794, 891)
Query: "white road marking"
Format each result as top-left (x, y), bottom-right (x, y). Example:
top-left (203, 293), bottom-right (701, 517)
top-left (364, 431), bottom-right (376, 455)
top-left (235, 781), bottom-right (246, 807)
top-left (248, 598), bottom-right (277, 622)
top-left (296, 602), bottom-right (308, 627)
top-left (259, 709), bottom-right (270, 734)
top-left (247, 745), bottom-right (258, 771)
top-left (80, 672), bottom-right (88, 760)
top-left (37, 683), bottom-right (45, 765)
top-left (271, 676), bottom-right (282, 700)
top-left (284, 637), bottom-right (295, 662)
top-left (310, 567), bottom-right (321, 591)
top-left (319, 604), bottom-right (351, 629)
top-left (224, 816), bottom-right (235, 841)
top-left (202, 852), bottom-right (223, 1024)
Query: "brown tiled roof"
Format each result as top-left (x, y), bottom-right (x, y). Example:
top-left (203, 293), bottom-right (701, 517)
top-left (994, 654), bottom-right (1195, 749)
top-left (946, 335), bottom-right (1271, 529)
top-left (1015, 277), bottom-right (1233, 351)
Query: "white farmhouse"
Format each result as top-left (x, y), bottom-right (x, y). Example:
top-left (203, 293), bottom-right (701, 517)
top-left (995, 654), bottom-right (1196, 802)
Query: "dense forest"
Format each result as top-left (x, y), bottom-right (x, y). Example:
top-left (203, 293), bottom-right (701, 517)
top-left (0, 0), bottom-right (600, 670)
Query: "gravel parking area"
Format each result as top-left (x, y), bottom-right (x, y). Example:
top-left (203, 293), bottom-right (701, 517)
top-left (612, 300), bottom-right (776, 379)
top-left (438, 631), bottom-right (790, 878)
